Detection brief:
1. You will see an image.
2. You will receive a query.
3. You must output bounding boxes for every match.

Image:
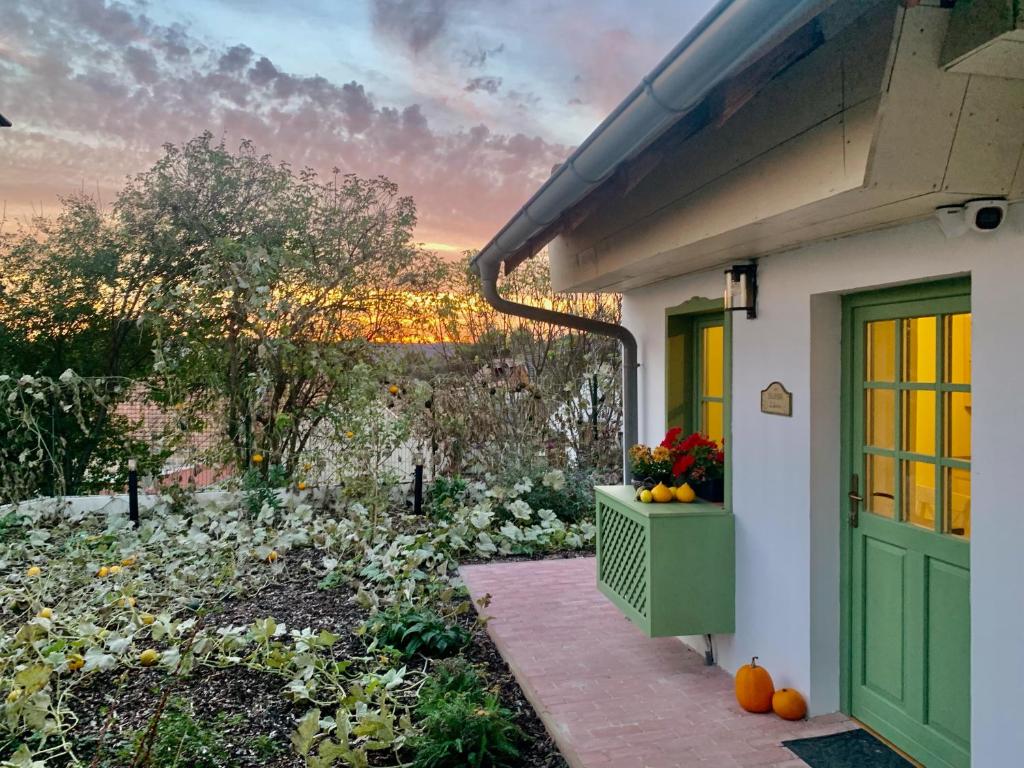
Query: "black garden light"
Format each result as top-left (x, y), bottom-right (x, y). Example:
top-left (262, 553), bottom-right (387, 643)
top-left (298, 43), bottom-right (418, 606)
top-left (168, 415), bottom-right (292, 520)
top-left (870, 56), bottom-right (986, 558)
top-left (724, 262), bottom-right (758, 319)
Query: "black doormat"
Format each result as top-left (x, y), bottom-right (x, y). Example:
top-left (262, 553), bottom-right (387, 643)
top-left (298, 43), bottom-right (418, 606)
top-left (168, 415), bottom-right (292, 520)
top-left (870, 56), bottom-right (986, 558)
top-left (783, 729), bottom-right (915, 767)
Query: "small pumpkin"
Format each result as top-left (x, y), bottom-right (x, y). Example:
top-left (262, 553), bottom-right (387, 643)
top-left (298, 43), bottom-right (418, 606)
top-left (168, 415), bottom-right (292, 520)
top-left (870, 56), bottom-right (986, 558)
top-left (675, 483), bottom-right (696, 503)
top-left (772, 688), bottom-right (807, 721)
top-left (735, 656), bottom-right (774, 713)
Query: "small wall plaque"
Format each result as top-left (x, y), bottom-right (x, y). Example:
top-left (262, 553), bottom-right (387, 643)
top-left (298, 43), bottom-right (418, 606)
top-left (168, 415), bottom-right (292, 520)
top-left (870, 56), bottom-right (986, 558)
top-left (760, 381), bottom-right (792, 417)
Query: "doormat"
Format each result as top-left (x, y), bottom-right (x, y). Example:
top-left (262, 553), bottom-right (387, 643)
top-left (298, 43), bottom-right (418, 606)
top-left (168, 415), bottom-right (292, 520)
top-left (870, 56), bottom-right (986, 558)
top-left (782, 729), bottom-right (915, 767)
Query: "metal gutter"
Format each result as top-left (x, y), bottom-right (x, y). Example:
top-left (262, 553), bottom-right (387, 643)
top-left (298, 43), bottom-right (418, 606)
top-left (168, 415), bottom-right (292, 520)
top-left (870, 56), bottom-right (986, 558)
top-left (470, 0), bottom-right (834, 278)
top-left (472, 0), bottom-right (833, 484)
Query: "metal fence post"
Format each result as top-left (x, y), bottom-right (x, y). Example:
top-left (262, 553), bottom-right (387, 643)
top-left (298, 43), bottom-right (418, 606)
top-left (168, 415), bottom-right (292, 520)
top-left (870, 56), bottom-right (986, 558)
top-left (127, 458), bottom-right (139, 528)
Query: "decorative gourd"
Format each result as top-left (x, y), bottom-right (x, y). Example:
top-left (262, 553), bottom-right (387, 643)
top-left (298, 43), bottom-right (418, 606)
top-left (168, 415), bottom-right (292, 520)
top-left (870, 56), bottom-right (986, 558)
top-left (675, 483), bottom-right (696, 503)
top-left (772, 688), bottom-right (807, 721)
top-left (651, 482), bottom-right (675, 503)
top-left (735, 656), bottom-right (774, 713)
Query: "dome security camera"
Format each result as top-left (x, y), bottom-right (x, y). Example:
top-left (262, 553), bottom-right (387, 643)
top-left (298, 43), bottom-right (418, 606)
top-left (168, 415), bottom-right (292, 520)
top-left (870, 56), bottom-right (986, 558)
top-left (935, 199), bottom-right (1008, 238)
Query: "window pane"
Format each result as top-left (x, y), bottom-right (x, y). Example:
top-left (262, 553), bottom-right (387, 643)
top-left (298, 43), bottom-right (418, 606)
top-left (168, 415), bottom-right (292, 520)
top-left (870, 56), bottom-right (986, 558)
top-left (903, 390), bottom-right (936, 456)
top-left (702, 325), bottom-right (724, 398)
top-left (904, 316), bottom-right (937, 382)
top-left (866, 454), bottom-right (896, 517)
top-left (945, 391), bottom-right (971, 461)
top-left (903, 460), bottom-right (937, 530)
top-left (945, 467), bottom-right (971, 538)
top-left (865, 389), bottom-right (896, 450)
top-left (702, 401), bottom-right (724, 445)
top-left (866, 320), bottom-right (896, 382)
top-left (944, 313), bottom-right (971, 385)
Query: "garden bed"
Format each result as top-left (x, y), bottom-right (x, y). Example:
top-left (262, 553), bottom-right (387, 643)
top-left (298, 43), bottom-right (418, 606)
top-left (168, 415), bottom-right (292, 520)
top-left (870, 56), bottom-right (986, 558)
top-left (1, 486), bottom-right (588, 767)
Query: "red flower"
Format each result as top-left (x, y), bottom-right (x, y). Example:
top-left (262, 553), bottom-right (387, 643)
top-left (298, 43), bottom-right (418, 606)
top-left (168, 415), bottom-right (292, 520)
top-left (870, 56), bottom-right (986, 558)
top-left (672, 453), bottom-right (695, 476)
top-left (661, 427), bottom-right (683, 448)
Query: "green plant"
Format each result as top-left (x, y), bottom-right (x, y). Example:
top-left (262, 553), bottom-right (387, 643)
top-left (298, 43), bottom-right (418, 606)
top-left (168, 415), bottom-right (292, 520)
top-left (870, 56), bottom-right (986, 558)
top-left (427, 476), bottom-right (468, 520)
top-left (411, 691), bottom-right (521, 768)
top-left (251, 733), bottom-right (284, 759)
top-left (420, 658), bottom-right (485, 704)
top-left (241, 462), bottom-right (288, 516)
top-left (118, 698), bottom-right (238, 768)
top-left (367, 606), bottom-right (470, 659)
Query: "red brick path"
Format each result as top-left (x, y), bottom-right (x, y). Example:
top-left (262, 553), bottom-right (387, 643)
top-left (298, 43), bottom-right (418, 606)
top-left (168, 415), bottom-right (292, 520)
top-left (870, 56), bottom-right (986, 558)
top-left (460, 557), bottom-right (854, 768)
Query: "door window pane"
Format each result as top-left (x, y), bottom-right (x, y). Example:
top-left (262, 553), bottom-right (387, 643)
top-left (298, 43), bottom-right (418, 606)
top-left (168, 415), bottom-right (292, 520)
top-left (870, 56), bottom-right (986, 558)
top-left (945, 467), bottom-right (971, 538)
top-left (903, 460), bottom-right (937, 530)
top-left (867, 320), bottom-right (897, 382)
top-left (904, 316), bottom-right (937, 382)
top-left (866, 454), bottom-right (896, 517)
top-left (702, 325), bottom-right (724, 398)
top-left (866, 389), bottom-right (896, 450)
top-left (944, 314), bottom-right (971, 385)
top-left (945, 392), bottom-right (971, 461)
top-left (903, 390), bottom-right (936, 456)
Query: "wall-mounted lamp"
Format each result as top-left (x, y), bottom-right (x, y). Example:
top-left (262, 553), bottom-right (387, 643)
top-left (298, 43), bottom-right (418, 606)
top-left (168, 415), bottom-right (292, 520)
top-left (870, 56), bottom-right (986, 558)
top-left (724, 262), bottom-right (757, 319)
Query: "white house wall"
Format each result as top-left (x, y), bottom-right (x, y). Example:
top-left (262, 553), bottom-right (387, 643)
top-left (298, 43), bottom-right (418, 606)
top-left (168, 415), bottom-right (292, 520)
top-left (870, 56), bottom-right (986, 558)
top-left (620, 203), bottom-right (1024, 764)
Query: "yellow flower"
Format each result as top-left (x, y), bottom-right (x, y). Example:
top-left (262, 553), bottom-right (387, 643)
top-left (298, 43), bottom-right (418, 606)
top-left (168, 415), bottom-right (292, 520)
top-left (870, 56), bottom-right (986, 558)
top-left (388, 384), bottom-right (399, 395)
top-left (252, 453), bottom-right (264, 464)
top-left (652, 446), bottom-right (672, 463)
top-left (345, 431), bottom-right (355, 439)
top-left (297, 481), bottom-right (307, 491)
top-left (25, 566), bottom-right (41, 578)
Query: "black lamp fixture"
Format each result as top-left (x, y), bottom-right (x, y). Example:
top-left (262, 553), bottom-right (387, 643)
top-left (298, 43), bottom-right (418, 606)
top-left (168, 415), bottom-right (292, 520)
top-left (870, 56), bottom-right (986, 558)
top-left (723, 262), bottom-right (758, 319)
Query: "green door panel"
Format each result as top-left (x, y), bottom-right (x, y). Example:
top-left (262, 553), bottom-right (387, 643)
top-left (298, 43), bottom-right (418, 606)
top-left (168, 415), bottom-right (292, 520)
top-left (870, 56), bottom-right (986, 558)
top-left (927, 558), bottom-right (971, 748)
top-left (842, 280), bottom-right (971, 768)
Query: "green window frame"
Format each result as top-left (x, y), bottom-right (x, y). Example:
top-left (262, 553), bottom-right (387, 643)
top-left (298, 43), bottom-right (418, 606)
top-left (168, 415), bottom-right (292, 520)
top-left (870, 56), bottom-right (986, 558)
top-left (665, 296), bottom-right (732, 507)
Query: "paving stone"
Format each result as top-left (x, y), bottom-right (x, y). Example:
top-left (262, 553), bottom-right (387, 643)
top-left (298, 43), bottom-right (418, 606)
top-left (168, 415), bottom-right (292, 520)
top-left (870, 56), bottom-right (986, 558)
top-left (461, 557), bottom-right (854, 768)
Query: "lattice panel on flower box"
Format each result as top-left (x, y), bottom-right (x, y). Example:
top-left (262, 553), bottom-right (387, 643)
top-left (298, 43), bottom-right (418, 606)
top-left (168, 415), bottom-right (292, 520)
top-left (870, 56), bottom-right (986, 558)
top-left (595, 485), bottom-right (735, 638)
top-left (597, 499), bottom-right (649, 618)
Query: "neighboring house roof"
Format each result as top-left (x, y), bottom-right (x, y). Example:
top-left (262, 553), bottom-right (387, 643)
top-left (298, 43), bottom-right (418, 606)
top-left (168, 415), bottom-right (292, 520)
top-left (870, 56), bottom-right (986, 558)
top-left (469, 0), bottom-right (834, 279)
top-left (0, 114), bottom-right (11, 128)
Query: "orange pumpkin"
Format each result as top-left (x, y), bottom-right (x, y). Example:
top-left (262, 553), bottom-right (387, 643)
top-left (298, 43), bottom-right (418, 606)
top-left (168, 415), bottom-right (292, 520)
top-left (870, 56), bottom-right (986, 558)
top-left (772, 688), bottom-right (807, 721)
top-left (735, 656), bottom-right (774, 713)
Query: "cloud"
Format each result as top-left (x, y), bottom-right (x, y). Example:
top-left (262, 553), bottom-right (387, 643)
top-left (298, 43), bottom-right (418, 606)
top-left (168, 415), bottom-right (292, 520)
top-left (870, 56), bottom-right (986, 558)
top-left (463, 43), bottom-right (504, 69)
top-left (464, 76), bottom-right (501, 95)
top-left (370, 0), bottom-right (459, 55)
top-left (0, 0), bottom-right (570, 250)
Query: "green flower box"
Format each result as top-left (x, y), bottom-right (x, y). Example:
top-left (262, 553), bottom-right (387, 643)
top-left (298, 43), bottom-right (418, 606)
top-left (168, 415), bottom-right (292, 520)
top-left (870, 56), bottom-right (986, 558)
top-left (595, 485), bottom-right (734, 638)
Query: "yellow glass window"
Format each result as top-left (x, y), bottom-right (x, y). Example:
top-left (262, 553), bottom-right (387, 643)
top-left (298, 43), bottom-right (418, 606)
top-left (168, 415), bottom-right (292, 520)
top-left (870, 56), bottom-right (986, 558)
top-left (698, 322), bottom-right (725, 445)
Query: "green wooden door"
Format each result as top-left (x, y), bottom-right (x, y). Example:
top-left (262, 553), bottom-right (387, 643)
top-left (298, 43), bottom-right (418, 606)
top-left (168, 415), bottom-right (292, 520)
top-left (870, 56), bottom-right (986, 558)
top-left (844, 281), bottom-right (971, 768)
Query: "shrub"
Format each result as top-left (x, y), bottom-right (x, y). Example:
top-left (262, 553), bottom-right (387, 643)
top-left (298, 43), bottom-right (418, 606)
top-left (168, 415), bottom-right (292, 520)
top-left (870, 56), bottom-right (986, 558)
top-left (427, 476), bottom-right (468, 520)
top-left (367, 605), bottom-right (470, 658)
top-left (419, 658), bottom-right (485, 705)
top-left (115, 698), bottom-right (238, 768)
top-left (411, 691), bottom-right (521, 768)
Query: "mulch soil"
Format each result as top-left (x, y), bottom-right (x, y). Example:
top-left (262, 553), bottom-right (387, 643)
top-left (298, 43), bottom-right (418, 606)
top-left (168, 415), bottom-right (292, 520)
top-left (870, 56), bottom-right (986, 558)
top-left (61, 551), bottom-right (569, 768)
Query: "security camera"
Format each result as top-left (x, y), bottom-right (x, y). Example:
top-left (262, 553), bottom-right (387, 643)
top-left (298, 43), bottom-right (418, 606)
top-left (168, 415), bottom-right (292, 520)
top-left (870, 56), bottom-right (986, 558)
top-left (964, 199), bottom-right (1007, 232)
top-left (936, 199), bottom-right (1008, 237)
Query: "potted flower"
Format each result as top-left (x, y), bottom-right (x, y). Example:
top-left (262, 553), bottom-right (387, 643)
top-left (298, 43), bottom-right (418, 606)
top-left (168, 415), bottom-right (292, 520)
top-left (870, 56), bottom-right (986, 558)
top-left (661, 428), bottom-right (726, 503)
top-left (628, 443), bottom-right (675, 488)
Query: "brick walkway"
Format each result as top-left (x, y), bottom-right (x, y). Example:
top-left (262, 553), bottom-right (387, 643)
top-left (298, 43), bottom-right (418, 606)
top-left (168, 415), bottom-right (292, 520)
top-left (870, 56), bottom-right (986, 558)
top-left (460, 557), bottom-right (855, 768)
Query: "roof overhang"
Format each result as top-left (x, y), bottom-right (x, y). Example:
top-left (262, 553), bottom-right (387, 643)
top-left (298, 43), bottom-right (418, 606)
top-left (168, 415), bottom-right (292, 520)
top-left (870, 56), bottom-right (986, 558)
top-left (469, 0), bottom-right (836, 280)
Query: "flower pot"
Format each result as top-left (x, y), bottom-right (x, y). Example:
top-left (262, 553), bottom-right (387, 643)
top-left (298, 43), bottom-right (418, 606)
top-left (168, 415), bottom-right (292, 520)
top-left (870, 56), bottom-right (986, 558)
top-left (692, 478), bottom-right (725, 503)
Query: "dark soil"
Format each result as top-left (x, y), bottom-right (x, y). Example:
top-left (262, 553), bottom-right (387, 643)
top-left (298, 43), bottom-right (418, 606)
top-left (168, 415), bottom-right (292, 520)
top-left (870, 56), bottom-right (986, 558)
top-left (61, 551), bottom-right (568, 768)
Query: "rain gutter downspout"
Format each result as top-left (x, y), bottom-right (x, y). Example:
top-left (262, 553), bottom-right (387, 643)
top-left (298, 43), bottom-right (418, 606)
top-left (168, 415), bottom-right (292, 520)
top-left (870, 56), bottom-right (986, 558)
top-left (479, 261), bottom-right (638, 484)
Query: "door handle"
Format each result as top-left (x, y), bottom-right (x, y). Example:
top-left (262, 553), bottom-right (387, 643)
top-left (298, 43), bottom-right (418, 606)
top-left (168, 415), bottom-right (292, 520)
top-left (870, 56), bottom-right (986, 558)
top-left (848, 474), bottom-right (861, 528)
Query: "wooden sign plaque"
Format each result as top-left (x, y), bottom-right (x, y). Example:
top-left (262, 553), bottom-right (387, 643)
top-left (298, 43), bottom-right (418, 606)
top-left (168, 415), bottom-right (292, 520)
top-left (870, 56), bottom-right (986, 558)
top-left (760, 381), bottom-right (792, 417)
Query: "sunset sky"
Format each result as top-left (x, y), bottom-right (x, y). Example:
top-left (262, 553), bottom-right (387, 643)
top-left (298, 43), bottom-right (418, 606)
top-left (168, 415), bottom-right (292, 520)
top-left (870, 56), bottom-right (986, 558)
top-left (0, 0), bottom-right (715, 253)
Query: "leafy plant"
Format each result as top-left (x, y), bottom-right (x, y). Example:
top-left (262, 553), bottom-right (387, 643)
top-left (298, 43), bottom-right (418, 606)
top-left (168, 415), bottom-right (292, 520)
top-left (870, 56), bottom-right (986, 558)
top-left (117, 698), bottom-right (238, 768)
top-left (411, 691), bottom-right (521, 768)
top-left (427, 476), bottom-right (468, 520)
top-left (419, 658), bottom-right (485, 703)
top-left (367, 606), bottom-right (470, 659)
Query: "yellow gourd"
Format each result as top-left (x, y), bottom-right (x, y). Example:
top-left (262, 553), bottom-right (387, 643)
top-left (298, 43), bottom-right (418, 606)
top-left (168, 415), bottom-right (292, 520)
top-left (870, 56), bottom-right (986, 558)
top-left (651, 483), bottom-right (674, 503)
top-left (675, 483), bottom-right (696, 503)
